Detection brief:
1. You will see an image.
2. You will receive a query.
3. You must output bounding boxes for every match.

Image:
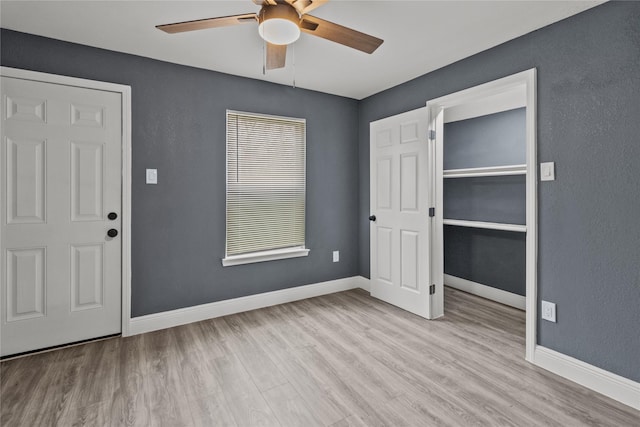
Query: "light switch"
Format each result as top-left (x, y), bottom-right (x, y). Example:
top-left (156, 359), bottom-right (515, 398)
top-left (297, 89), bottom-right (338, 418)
top-left (541, 300), bottom-right (557, 322)
top-left (540, 162), bottom-right (555, 181)
top-left (146, 168), bottom-right (158, 184)
top-left (333, 251), bottom-right (339, 262)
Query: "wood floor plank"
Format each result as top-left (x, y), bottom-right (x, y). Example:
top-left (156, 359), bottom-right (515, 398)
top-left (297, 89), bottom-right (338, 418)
top-left (62, 401), bottom-right (111, 427)
top-left (213, 354), bottom-right (281, 426)
top-left (0, 350), bottom-right (62, 426)
top-left (109, 334), bottom-right (152, 427)
top-left (137, 331), bottom-right (196, 427)
top-left (187, 389), bottom-right (238, 427)
top-left (31, 344), bottom-right (90, 426)
top-left (75, 338), bottom-right (121, 408)
top-left (2, 287), bottom-right (638, 427)
top-left (262, 382), bottom-right (324, 427)
top-left (214, 315), bottom-right (288, 392)
top-left (329, 415), bottom-right (371, 427)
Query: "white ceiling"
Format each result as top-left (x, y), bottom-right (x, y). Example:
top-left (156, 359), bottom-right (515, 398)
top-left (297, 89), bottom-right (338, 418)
top-left (1, 1), bottom-right (604, 99)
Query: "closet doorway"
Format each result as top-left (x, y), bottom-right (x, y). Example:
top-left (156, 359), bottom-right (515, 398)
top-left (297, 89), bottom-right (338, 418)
top-left (427, 69), bottom-right (537, 361)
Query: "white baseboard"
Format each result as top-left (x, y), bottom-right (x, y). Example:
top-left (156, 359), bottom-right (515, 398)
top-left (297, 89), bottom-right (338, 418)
top-left (534, 346), bottom-right (640, 410)
top-left (355, 275), bottom-right (371, 292)
top-left (444, 274), bottom-right (525, 310)
top-left (129, 276), bottom-right (366, 336)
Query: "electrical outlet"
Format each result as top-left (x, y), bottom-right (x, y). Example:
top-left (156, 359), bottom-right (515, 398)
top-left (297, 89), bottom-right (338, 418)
top-left (541, 300), bottom-right (556, 322)
top-left (332, 251), bottom-right (339, 262)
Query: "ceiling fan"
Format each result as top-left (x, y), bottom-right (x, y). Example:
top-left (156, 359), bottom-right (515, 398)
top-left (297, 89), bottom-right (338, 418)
top-left (156, 0), bottom-right (384, 70)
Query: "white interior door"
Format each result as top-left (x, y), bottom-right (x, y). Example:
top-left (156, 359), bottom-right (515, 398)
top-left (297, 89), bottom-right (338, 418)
top-left (370, 107), bottom-right (437, 318)
top-left (1, 75), bottom-right (122, 356)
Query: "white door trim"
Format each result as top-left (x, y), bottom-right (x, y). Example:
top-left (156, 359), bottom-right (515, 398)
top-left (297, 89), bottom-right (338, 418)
top-left (0, 66), bottom-right (133, 337)
top-left (426, 68), bottom-right (537, 362)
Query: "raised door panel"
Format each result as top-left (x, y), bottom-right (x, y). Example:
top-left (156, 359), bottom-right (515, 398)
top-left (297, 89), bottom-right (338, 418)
top-left (71, 244), bottom-right (104, 311)
top-left (376, 226), bottom-right (393, 284)
top-left (400, 230), bottom-right (419, 292)
top-left (400, 121), bottom-right (419, 144)
top-left (71, 104), bottom-right (104, 128)
top-left (376, 128), bottom-right (393, 148)
top-left (5, 96), bottom-right (46, 123)
top-left (5, 138), bottom-right (46, 224)
top-left (6, 248), bottom-right (46, 321)
top-left (400, 153), bottom-right (419, 212)
top-left (376, 156), bottom-right (392, 210)
top-left (71, 141), bottom-right (104, 221)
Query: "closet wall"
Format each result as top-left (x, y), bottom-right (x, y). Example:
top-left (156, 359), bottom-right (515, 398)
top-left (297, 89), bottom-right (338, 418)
top-left (443, 108), bottom-right (527, 298)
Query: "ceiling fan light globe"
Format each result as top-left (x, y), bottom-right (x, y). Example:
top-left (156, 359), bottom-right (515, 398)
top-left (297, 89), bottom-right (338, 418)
top-left (258, 18), bottom-right (300, 45)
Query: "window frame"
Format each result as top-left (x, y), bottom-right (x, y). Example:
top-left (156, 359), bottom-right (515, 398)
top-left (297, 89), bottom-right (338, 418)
top-left (222, 110), bottom-right (309, 267)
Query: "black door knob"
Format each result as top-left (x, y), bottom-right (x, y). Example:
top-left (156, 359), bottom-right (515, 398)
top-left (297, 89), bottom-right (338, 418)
top-left (107, 229), bottom-right (118, 238)
top-left (369, 215), bottom-right (376, 222)
top-left (108, 212), bottom-right (118, 220)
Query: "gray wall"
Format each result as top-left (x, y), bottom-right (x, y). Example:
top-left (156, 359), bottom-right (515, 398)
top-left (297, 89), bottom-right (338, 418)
top-left (443, 109), bottom-right (526, 295)
top-left (444, 226), bottom-right (526, 296)
top-left (359, 1), bottom-right (640, 381)
top-left (1, 29), bottom-right (360, 317)
top-left (444, 108), bottom-right (526, 170)
top-left (444, 175), bottom-right (526, 224)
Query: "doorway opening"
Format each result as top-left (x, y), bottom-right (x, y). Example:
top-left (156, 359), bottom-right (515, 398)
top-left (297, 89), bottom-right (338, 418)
top-left (427, 69), bottom-right (537, 361)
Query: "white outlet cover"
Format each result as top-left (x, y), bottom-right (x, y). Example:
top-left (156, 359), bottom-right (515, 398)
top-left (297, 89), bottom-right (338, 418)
top-left (333, 251), bottom-right (339, 262)
top-left (541, 300), bottom-right (557, 322)
top-left (146, 168), bottom-right (158, 184)
top-left (540, 162), bottom-right (555, 181)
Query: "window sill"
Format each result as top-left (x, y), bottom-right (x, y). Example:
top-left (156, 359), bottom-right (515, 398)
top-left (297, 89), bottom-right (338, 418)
top-left (222, 247), bottom-right (310, 267)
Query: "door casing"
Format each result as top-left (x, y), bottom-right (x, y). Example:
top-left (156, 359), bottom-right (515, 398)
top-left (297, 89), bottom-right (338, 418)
top-left (0, 66), bottom-right (133, 338)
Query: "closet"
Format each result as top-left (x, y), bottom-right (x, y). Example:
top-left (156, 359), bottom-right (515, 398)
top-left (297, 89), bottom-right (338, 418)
top-left (370, 69), bottom-right (536, 355)
top-left (442, 107), bottom-right (527, 310)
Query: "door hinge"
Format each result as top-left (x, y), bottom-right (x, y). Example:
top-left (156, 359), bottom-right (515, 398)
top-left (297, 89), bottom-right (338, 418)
top-left (428, 130), bottom-right (436, 140)
top-left (429, 207), bottom-right (435, 217)
top-left (429, 284), bottom-right (436, 295)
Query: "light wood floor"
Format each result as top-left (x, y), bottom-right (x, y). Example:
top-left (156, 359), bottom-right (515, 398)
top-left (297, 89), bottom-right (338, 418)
top-left (1, 287), bottom-right (638, 426)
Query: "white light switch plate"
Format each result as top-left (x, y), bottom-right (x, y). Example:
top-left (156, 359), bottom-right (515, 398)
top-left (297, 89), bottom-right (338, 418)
top-left (333, 251), bottom-right (339, 262)
top-left (540, 162), bottom-right (555, 181)
top-left (146, 168), bottom-right (157, 184)
top-left (541, 300), bottom-right (556, 322)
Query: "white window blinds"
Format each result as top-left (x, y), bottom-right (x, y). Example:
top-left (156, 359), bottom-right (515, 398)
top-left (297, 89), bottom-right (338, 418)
top-left (226, 110), bottom-right (306, 257)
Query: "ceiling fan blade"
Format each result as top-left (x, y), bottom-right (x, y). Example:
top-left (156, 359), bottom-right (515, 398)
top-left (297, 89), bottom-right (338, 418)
top-left (300, 15), bottom-right (383, 54)
top-left (284, 0), bottom-right (328, 15)
top-left (156, 13), bottom-right (257, 34)
top-left (266, 43), bottom-right (287, 70)
top-left (252, 0), bottom-right (277, 5)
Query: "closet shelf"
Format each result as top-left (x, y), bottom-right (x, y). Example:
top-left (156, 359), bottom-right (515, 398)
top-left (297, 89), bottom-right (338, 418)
top-left (443, 164), bottom-right (526, 178)
top-left (443, 219), bottom-right (527, 233)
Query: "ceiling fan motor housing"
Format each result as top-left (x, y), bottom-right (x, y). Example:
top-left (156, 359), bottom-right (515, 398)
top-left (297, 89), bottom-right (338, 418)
top-left (258, 3), bottom-right (301, 45)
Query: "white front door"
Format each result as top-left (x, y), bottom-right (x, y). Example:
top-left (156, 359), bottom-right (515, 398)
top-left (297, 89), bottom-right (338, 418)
top-left (370, 107), bottom-right (436, 318)
top-left (1, 75), bottom-right (122, 356)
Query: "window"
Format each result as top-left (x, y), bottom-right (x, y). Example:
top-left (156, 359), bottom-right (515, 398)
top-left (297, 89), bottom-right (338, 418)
top-left (222, 110), bottom-right (308, 266)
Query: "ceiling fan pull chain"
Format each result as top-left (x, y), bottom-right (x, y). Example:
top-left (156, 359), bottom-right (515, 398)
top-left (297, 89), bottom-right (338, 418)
top-left (292, 43), bottom-right (296, 88)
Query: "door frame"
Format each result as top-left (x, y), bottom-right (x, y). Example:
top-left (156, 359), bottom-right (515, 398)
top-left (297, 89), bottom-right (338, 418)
top-left (426, 69), bottom-right (537, 362)
top-left (0, 66), bottom-right (133, 337)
